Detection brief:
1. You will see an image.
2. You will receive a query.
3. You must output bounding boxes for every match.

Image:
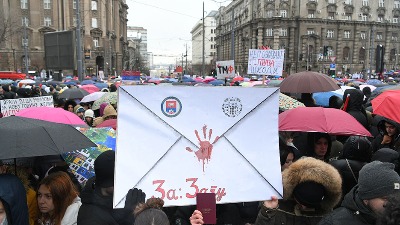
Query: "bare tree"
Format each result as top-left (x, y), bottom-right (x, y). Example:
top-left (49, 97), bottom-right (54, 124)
top-left (0, 18), bottom-right (19, 47)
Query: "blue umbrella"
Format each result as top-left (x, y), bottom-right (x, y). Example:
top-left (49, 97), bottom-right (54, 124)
top-left (209, 80), bottom-right (224, 86)
top-left (367, 79), bottom-right (383, 85)
top-left (81, 80), bottom-right (96, 85)
top-left (182, 77), bottom-right (196, 83)
top-left (166, 78), bottom-right (178, 83)
top-left (94, 82), bottom-right (109, 89)
top-left (64, 81), bottom-right (77, 85)
top-left (313, 91), bottom-right (342, 107)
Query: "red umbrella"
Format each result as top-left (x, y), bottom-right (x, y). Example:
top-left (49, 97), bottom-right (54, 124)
top-left (232, 76), bottom-right (244, 82)
top-left (96, 119), bottom-right (117, 130)
top-left (280, 71), bottom-right (339, 93)
top-left (279, 107), bottom-right (372, 137)
top-left (81, 84), bottom-right (100, 94)
top-left (15, 107), bottom-right (87, 126)
top-left (372, 90), bottom-right (400, 124)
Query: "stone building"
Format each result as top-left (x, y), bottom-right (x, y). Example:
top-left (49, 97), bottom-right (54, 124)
top-left (216, 0), bottom-right (400, 76)
top-left (0, 0), bottom-right (128, 77)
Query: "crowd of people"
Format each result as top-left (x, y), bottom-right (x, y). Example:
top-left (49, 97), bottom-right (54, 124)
top-left (0, 78), bottom-right (400, 225)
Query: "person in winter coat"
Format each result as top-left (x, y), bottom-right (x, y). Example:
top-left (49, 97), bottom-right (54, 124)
top-left (329, 136), bottom-right (372, 203)
top-left (93, 105), bottom-right (117, 127)
top-left (191, 158), bottom-right (342, 225)
top-left (77, 150), bottom-right (145, 225)
top-left (342, 89), bottom-right (369, 130)
top-left (2, 85), bottom-right (16, 99)
top-left (37, 171), bottom-right (81, 225)
top-left (318, 161), bottom-right (400, 225)
top-left (306, 133), bottom-right (332, 162)
top-left (0, 173), bottom-right (30, 225)
top-left (371, 118), bottom-right (400, 153)
top-left (378, 194), bottom-right (400, 225)
top-left (371, 148), bottom-right (400, 174)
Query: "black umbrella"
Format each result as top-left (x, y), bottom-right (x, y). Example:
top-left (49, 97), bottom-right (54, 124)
top-left (0, 116), bottom-right (97, 159)
top-left (59, 88), bottom-right (90, 99)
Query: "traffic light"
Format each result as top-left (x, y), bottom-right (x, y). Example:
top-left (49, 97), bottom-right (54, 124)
top-left (323, 46), bottom-right (328, 56)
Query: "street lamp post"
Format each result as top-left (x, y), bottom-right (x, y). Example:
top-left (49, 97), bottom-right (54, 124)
top-left (12, 49), bottom-right (16, 72)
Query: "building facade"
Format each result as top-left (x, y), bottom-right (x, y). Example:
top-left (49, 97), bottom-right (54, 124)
top-left (191, 11), bottom-right (218, 76)
top-left (0, 0), bottom-right (128, 77)
top-left (216, 0), bottom-right (400, 76)
top-left (127, 26), bottom-right (149, 69)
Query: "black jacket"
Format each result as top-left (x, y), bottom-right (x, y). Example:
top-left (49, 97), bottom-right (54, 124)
top-left (77, 177), bottom-right (134, 225)
top-left (343, 89), bottom-right (369, 130)
top-left (371, 118), bottom-right (400, 153)
top-left (0, 174), bottom-right (29, 225)
top-left (317, 186), bottom-right (377, 225)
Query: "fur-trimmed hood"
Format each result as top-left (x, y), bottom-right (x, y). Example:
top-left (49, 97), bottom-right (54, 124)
top-left (282, 157), bottom-right (342, 212)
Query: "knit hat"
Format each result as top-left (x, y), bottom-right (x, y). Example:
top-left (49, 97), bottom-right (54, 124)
top-left (94, 150), bottom-right (115, 188)
top-left (358, 161), bottom-right (400, 200)
top-left (293, 181), bottom-right (326, 208)
top-left (73, 105), bottom-right (81, 113)
top-left (75, 106), bottom-right (85, 114)
top-left (84, 109), bottom-right (95, 118)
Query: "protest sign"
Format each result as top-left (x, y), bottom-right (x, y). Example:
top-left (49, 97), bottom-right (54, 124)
top-left (247, 49), bottom-right (285, 76)
top-left (114, 86), bottom-right (283, 207)
top-left (216, 60), bottom-right (235, 79)
top-left (0, 96), bottom-right (54, 117)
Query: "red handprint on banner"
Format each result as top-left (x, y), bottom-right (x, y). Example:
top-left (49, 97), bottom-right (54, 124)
top-left (186, 125), bottom-right (220, 172)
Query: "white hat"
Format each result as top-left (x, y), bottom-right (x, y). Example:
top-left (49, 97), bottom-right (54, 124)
top-left (84, 109), bottom-right (95, 118)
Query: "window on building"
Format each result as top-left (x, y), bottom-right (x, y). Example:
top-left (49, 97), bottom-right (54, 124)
top-left (362, 0), bottom-right (368, 6)
top-left (378, 16), bottom-right (384, 22)
top-left (93, 37), bottom-right (99, 47)
top-left (395, 0), bottom-right (400, 9)
top-left (328, 0), bottom-right (335, 3)
top-left (266, 28), bottom-right (273, 37)
top-left (266, 10), bottom-right (274, 18)
top-left (44, 17), bottom-right (52, 26)
top-left (392, 33), bottom-right (398, 41)
top-left (21, 0), bottom-right (28, 9)
top-left (328, 12), bottom-right (335, 20)
top-left (22, 17), bottom-right (29, 26)
top-left (92, 18), bottom-right (97, 28)
top-left (44, 0), bottom-right (50, 9)
top-left (73, 0), bottom-right (76, 9)
top-left (280, 10), bottom-right (287, 18)
top-left (308, 10), bottom-right (315, 18)
top-left (280, 28), bottom-right (287, 36)
top-left (73, 18), bottom-right (77, 26)
top-left (307, 29), bottom-right (315, 35)
top-left (361, 15), bottom-right (368, 21)
top-left (327, 30), bottom-right (334, 38)
top-left (344, 15), bottom-right (352, 21)
top-left (377, 33), bottom-right (383, 40)
top-left (360, 31), bottom-right (366, 39)
top-left (91, 1), bottom-right (97, 10)
top-left (344, 30), bottom-right (351, 38)
top-left (378, 0), bottom-right (384, 7)
top-left (345, 0), bottom-right (352, 4)
top-left (394, 17), bottom-right (399, 23)
top-left (22, 37), bottom-right (28, 47)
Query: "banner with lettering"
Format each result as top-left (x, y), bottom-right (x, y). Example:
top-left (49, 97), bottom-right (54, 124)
top-left (216, 60), bottom-right (235, 79)
top-left (0, 96), bottom-right (54, 117)
top-left (113, 86), bottom-right (283, 207)
top-left (247, 49), bottom-right (285, 76)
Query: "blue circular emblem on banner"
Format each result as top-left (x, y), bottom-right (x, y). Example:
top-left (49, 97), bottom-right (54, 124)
top-left (161, 97), bottom-right (182, 117)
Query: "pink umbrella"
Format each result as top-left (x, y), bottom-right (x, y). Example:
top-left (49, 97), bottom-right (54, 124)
top-left (81, 85), bottom-right (100, 94)
top-left (279, 107), bottom-right (372, 137)
top-left (16, 107), bottom-right (87, 126)
top-left (96, 119), bottom-right (117, 130)
top-left (203, 77), bottom-right (216, 83)
top-left (195, 77), bottom-right (203, 82)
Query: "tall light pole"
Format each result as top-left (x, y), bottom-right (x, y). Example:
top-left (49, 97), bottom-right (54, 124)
top-left (76, 0), bottom-right (83, 81)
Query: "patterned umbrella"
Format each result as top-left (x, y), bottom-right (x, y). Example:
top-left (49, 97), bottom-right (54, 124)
top-left (279, 93), bottom-right (305, 111)
top-left (92, 92), bottom-right (117, 110)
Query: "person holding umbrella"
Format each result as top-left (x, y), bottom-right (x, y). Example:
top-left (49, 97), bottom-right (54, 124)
top-left (371, 118), bottom-right (400, 153)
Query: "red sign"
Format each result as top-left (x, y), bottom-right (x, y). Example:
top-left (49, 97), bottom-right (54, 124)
top-left (330, 56), bottom-right (336, 62)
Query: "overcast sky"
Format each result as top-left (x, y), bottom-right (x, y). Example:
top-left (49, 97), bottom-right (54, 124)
top-left (126, 0), bottom-right (231, 65)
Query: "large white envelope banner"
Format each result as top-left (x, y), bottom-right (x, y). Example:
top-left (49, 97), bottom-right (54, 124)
top-left (114, 86), bottom-right (282, 207)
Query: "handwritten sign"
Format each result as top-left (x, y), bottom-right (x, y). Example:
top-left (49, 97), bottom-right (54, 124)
top-left (114, 86), bottom-right (283, 207)
top-left (247, 49), bottom-right (285, 76)
top-left (0, 96), bottom-right (54, 117)
top-left (216, 60), bottom-right (235, 79)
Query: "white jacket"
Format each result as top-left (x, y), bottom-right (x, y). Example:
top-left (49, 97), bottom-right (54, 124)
top-left (61, 197), bottom-right (82, 225)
